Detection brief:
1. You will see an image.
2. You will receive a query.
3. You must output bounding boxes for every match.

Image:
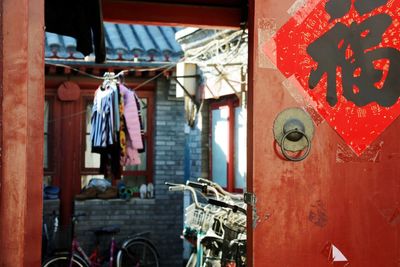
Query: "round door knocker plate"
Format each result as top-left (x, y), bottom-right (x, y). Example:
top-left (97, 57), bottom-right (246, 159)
top-left (273, 107), bottom-right (315, 160)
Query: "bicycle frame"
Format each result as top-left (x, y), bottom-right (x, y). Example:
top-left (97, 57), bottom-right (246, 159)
top-left (69, 236), bottom-right (117, 267)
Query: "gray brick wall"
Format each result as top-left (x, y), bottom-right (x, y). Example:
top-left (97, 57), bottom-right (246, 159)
top-left (74, 198), bottom-right (183, 266)
top-left (153, 76), bottom-right (185, 266)
top-left (186, 103), bottom-right (209, 180)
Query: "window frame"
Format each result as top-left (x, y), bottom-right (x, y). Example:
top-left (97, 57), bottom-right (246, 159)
top-left (44, 94), bottom-right (56, 177)
top-left (209, 96), bottom-right (244, 193)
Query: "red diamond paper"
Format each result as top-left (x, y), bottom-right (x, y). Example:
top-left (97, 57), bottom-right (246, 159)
top-left (264, 0), bottom-right (400, 155)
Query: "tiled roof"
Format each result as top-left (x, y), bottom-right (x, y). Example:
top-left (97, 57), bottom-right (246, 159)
top-left (45, 23), bottom-right (183, 63)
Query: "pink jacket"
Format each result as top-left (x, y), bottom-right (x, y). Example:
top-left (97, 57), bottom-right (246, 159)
top-left (119, 84), bottom-right (143, 166)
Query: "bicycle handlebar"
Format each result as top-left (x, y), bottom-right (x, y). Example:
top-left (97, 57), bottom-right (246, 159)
top-left (186, 180), bottom-right (220, 200)
top-left (186, 181), bottom-right (206, 191)
top-left (168, 185), bottom-right (186, 192)
top-left (165, 182), bottom-right (203, 210)
top-left (208, 198), bottom-right (246, 215)
top-left (165, 182), bottom-right (181, 187)
top-left (197, 178), bottom-right (243, 200)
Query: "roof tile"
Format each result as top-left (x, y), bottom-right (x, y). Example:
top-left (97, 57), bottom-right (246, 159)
top-left (45, 23), bottom-right (183, 63)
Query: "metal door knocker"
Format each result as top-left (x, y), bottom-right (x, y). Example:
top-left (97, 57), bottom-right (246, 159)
top-left (273, 107), bottom-right (315, 161)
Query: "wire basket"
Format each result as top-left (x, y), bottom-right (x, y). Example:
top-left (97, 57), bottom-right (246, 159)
top-left (185, 203), bottom-right (215, 233)
top-left (221, 220), bottom-right (246, 266)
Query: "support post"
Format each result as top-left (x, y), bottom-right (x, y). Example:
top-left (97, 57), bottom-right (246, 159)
top-left (0, 0), bottom-right (44, 266)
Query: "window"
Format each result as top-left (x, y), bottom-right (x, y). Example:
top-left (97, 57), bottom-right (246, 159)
top-left (122, 97), bottom-right (153, 189)
top-left (81, 92), bottom-right (154, 190)
top-left (44, 100), bottom-right (49, 170)
top-left (81, 100), bottom-right (104, 187)
top-left (210, 98), bottom-right (246, 192)
top-left (43, 98), bottom-right (53, 186)
top-left (234, 106), bottom-right (247, 190)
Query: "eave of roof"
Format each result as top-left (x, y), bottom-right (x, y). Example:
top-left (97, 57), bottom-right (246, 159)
top-left (45, 23), bottom-right (184, 65)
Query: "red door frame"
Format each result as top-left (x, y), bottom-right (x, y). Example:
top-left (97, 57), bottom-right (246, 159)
top-left (102, 0), bottom-right (244, 28)
top-left (0, 0), bottom-right (45, 266)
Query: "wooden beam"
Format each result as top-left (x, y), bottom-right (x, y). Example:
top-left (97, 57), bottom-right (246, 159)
top-left (103, 0), bottom-right (242, 29)
top-left (0, 0), bottom-right (44, 265)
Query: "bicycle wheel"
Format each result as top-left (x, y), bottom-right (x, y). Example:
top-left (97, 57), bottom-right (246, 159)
top-left (116, 240), bottom-right (159, 267)
top-left (42, 253), bottom-right (88, 267)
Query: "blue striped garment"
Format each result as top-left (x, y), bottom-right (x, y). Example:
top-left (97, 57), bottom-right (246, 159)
top-left (91, 87), bottom-right (116, 149)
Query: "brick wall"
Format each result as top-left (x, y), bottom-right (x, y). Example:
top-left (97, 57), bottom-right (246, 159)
top-left (186, 103), bottom-right (210, 180)
top-left (73, 198), bottom-right (183, 267)
top-left (152, 76), bottom-right (186, 266)
top-left (44, 76), bottom-right (187, 267)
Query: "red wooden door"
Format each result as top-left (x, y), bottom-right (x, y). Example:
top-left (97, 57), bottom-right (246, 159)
top-left (248, 0), bottom-right (400, 266)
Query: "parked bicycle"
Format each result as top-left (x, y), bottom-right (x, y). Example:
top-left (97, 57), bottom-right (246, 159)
top-left (42, 211), bottom-right (60, 261)
top-left (166, 178), bottom-right (247, 267)
top-left (41, 213), bottom-right (160, 267)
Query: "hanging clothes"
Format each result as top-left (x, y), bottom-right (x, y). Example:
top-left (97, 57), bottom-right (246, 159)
top-left (90, 79), bottom-right (145, 179)
top-left (91, 81), bottom-right (121, 178)
top-left (45, 0), bottom-right (106, 63)
top-left (119, 91), bottom-right (128, 163)
top-left (134, 93), bottom-right (146, 153)
top-left (119, 84), bottom-right (143, 166)
top-left (91, 87), bottom-right (116, 149)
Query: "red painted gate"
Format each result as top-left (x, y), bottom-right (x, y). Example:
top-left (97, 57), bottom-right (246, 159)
top-left (248, 0), bottom-right (400, 266)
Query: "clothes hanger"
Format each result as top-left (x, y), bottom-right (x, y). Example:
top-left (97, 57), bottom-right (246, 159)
top-left (101, 72), bottom-right (116, 90)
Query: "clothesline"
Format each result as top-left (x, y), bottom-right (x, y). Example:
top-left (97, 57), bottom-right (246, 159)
top-left (45, 61), bottom-right (178, 81)
top-left (42, 44), bottom-right (215, 127)
top-left (43, 60), bottom-right (180, 124)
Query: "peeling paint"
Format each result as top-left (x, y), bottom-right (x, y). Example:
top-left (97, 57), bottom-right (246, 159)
top-left (251, 193), bottom-right (260, 228)
top-left (321, 242), bottom-right (350, 266)
top-left (287, 0), bottom-right (308, 17)
top-left (252, 206), bottom-right (260, 229)
top-left (257, 18), bottom-right (277, 69)
top-left (370, 192), bottom-right (400, 226)
top-left (282, 75), bottom-right (325, 125)
top-left (308, 200), bottom-right (328, 227)
top-left (336, 141), bottom-right (384, 163)
top-left (263, 211), bottom-right (271, 221)
top-left (388, 152), bottom-right (400, 160)
top-left (287, 0), bottom-right (321, 24)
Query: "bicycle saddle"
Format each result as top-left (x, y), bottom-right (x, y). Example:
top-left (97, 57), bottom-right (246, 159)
top-left (90, 225), bottom-right (121, 235)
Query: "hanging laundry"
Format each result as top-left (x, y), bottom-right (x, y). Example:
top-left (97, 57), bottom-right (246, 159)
top-left (90, 74), bottom-right (145, 180)
top-left (119, 84), bottom-right (143, 166)
top-left (134, 93), bottom-right (146, 153)
top-left (45, 0), bottom-right (106, 63)
top-left (91, 79), bottom-right (121, 178)
top-left (91, 87), bottom-right (116, 149)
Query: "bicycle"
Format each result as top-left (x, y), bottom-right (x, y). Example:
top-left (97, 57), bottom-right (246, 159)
top-left (42, 211), bottom-right (60, 261)
top-left (166, 178), bottom-right (247, 267)
top-left (41, 213), bottom-right (160, 267)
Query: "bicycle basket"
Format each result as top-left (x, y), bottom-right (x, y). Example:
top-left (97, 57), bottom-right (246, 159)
top-left (184, 203), bottom-right (215, 233)
top-left (221, 221), bottom-right (246, 266)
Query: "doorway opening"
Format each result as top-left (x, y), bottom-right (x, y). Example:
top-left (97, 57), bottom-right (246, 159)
top-left (41, 13), bottom-right (249, 266)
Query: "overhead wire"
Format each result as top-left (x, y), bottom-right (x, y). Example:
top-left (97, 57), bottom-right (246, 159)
top-left (45, 61), bottom-right (178, 80)
top-left (42, 29), bottom-right (248, 125)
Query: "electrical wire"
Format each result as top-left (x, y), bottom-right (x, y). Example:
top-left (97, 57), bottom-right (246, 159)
top-left (40, 29), bottom-right (248, 125)
top-left (45, 61), bottom-right (178, 80)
